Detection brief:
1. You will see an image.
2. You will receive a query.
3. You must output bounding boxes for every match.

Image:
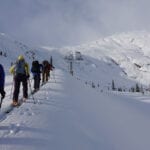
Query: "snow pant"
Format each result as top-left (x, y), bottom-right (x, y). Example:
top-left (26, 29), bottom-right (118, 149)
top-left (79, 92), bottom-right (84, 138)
top-left (13, 74), bottom-right (28, 102)
top-left (33, 74), bottom-right (40, 90)
top-left (0, 87), bottom-right (5, 99)
top-left (42, 70), bottom-right (49, 83)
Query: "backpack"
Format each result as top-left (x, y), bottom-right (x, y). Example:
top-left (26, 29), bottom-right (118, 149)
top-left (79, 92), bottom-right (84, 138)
top-left (42, 60), bottom-right (49, 72)
top-left (31, 60), bottom-right (40, 73)
top-left (14, 60), bottom-right (26, 75)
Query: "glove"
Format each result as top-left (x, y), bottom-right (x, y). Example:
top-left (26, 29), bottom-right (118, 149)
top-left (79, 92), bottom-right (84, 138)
top-left (0, 89), bottom-right (5, 99)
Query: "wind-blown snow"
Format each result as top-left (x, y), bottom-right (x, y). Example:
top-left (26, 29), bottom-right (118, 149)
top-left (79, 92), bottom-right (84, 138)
top-left (1, 31), bottom-right (150, 149)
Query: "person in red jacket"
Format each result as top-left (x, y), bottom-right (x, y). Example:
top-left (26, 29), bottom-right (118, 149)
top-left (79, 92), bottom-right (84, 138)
top-left (42, 60), bottom-right (52, 84)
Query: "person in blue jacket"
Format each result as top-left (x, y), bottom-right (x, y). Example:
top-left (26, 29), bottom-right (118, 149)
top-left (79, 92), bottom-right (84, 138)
top-left (0, 64), bottom-right (5, 99)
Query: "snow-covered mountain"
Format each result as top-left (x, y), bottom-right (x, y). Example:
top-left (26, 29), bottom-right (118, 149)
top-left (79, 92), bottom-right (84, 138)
top-left (61, 32), bottom-right (150, 85)
top-left (57, 31), bottom-right (150, 90)
top-left (0, 33), bottom-right (54, 74)
top-left (1, 31), bottom-right (150, 91)
top-left (2, 31), bottom-right (150, 150)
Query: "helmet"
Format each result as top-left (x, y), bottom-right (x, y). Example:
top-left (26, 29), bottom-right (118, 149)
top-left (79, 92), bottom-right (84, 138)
top-left (18, 55), bottom-right (24, 61)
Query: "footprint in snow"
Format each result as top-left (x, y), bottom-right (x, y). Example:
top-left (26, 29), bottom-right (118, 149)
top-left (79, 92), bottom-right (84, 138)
top-left (27, 112), bottom-right (35, 116)
top-left (8, 123), bottom-right (21, 135)
top-left (19, 108), bottom-right (31, 116)
top-left (1, 123), bottom-right (27, 137)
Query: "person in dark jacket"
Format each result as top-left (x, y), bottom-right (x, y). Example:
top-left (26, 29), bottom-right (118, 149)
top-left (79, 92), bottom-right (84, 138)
top-left (0, 64), bottom-right (5, 99)
top-left (31, 60), bottom-right (42, 92)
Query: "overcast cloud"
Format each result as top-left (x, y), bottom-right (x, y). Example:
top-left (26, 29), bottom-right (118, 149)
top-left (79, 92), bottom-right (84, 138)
top-left (0, 0), bottom-right (150, 47)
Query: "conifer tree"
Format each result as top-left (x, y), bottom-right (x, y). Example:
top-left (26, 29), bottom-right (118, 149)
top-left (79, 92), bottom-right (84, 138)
top-left (136, 83), bottom-right (140, 92)
top-left (112, 80), bottom-right (115, 91)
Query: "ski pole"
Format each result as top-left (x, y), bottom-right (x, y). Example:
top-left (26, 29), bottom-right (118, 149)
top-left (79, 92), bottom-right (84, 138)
top-left (28, 79), bottom-right (36, 104)
top-left (10, 79), bottom-right (14, 99)
top-left (0, 96), bottom-right (3, 110)
top-left (52, 70), bottom-right (56, 83)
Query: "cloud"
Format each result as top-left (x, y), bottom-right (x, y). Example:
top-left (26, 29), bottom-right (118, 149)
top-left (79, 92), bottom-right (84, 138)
top-left (0, 0), bottom-right (150, 46)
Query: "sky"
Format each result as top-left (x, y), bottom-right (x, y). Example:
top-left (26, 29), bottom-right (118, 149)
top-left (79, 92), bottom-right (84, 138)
top-left (0, 0), bottom-right (150, 47)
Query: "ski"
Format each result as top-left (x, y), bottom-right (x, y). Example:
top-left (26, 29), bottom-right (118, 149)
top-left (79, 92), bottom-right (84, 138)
top-left (0, 79), bottom-right (45, 119)
top-left (3, 90), bottom-right (36, 114)
top-left (4, 98), bottom-right (24, 114)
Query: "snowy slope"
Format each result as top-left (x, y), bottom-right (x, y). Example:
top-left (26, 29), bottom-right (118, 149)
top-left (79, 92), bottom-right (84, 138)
top-left (0, 33), bottom-right (36, 74)
top-left (1, 69), bottom-right (150, 150)
top-left (1, 31), bottom-right (150, 90)
top-left (58, 31), bottom-right (150, 88)
top-left (1, 31), bottom-right (150, 149)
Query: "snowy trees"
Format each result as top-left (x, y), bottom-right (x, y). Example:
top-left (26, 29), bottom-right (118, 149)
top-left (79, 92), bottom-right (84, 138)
top-left (112, 80), bottom-right (115, 91)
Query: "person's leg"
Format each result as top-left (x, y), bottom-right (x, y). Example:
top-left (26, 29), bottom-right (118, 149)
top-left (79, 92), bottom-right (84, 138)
top-left (46, 71), bottom-right (49, 82)
top-left (42, 72), bottom-right (45, 83)
top-left (33, 75), bottom-right (37, 90)
top-left (13, 75), bottom-right (21, 102)
top-left (37, 74), bottom-right (41, 89)
top-left (22, 76), bottom-right (28, 98)
top-left (34, 75), bottom-right (39, 90)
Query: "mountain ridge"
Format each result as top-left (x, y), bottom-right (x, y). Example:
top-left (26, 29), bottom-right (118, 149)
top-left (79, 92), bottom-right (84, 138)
top-left (1, 31), bottom-right (150, 91)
